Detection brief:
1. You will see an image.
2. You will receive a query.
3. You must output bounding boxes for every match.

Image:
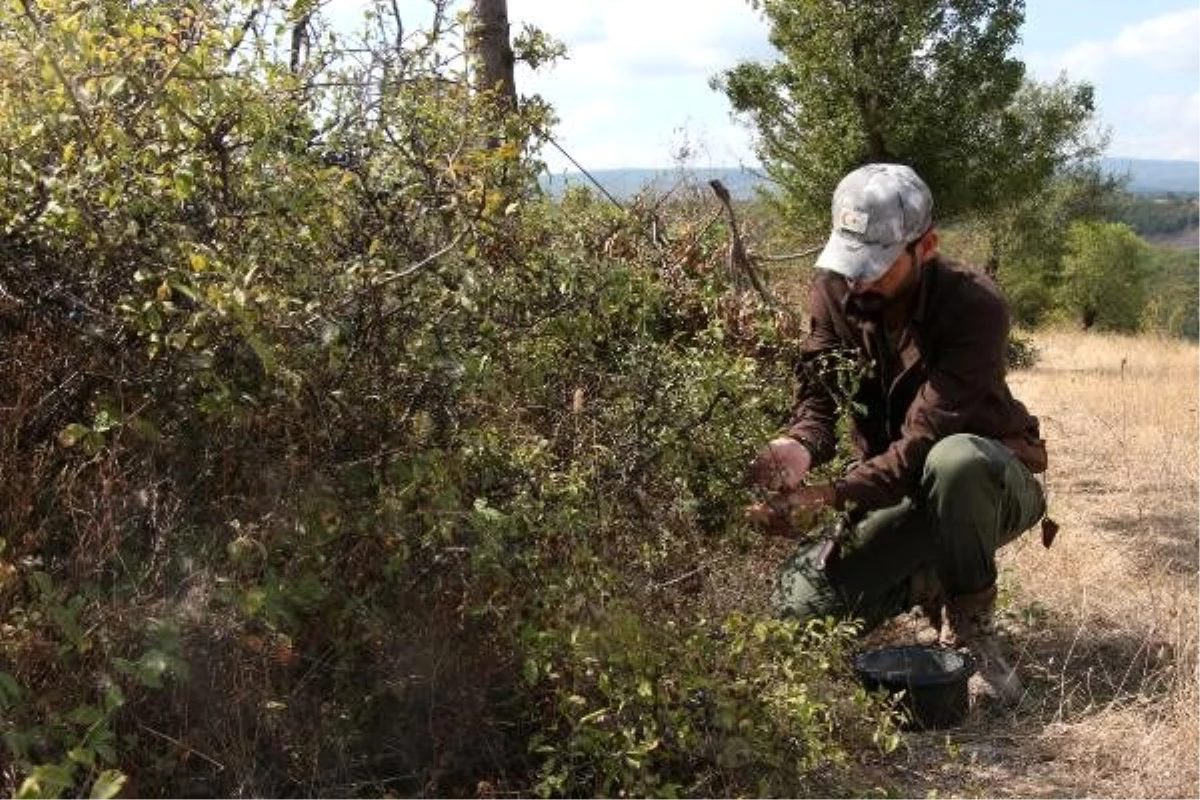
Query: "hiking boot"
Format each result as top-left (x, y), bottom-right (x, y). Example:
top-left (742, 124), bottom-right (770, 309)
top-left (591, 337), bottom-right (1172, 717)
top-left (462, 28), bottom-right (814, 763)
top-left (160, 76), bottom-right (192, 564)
top-left (907, 565), bottom-right (945, 644)
top-left (940, 584), bottom-right (1024, 706)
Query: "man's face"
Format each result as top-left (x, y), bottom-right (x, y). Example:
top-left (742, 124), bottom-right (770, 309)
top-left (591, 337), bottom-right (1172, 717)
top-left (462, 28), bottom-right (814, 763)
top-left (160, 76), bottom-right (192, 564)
top-left (846, 242), bottom-right (922, 314)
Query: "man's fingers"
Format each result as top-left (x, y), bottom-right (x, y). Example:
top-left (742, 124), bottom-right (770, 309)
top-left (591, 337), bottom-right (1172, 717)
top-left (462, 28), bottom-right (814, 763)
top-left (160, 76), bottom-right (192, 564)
top-left (745, 501), bottom-right (778, 528)
top-left (752, 447), bottom-right (794, 491)
top-left (745, 498), bottom-right (798, 537)
top-left (751, 451), bottom-right (776, 486)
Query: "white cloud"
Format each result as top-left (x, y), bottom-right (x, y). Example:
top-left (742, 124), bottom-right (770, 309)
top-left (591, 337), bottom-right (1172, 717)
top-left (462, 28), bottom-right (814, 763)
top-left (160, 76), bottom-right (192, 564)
top-left (1111, 91), bottom-right (1200, 160)
top-left (1035, 8), bottom-right (1200, 80)
top-left (511, 0), bottom-right (771, 80)
top-left (1040, 41), bottom-right (1110, 81)
top-left (510, 0), bottom-right (771, 168)
top-left (1022, 9), bottom-right (1198, 160)
top-left (326, 2), bottom-right (1196, 166)
top-left (1113, 8), bottom-right (1200, 70)
top-left (321, 0), bottom-right (750, 167)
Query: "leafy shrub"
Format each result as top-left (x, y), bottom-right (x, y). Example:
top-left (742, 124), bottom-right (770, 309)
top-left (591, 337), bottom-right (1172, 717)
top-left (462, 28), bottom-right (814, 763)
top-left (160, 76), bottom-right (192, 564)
top-left (524, 612), bottom-right (900, 798)
top-left (0, 1), bottom-right (897, 796)
top-left (1006, 331), bottom-right (1041, 370)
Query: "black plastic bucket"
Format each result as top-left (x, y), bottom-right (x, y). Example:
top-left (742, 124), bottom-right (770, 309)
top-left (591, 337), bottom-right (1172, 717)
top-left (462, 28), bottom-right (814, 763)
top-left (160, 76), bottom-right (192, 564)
top-left (853, 645), bottom-right (975, 730)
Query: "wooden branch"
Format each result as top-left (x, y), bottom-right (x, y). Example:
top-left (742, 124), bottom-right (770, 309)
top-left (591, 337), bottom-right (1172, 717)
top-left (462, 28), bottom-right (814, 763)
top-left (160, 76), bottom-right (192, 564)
top-left (651, 555), bottom-right (732, 590)
top-left (754, 244), bottom-right (823, 263)
top-left (709, 179), bottom-right (774, 305)
top-left (374, 230), bottom-right (467, 285)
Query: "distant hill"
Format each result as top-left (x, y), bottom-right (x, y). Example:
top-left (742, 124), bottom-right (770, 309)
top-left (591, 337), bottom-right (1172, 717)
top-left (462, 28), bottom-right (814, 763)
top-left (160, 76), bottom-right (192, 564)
top-left (539, 166), bottom-right (765, 202)
top-left (1100, 158), bottom-right (1199, 195)
top-left (539, 158), bottom-right (1199, 201)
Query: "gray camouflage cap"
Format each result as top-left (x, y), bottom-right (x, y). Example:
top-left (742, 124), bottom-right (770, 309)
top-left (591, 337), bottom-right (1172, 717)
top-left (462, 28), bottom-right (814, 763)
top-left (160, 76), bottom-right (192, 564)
top-left (815, 163), bottom-right (933, 282)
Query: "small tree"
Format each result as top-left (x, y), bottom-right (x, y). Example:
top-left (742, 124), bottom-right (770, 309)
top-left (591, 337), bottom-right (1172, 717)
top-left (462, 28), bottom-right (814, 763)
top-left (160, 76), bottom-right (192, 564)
top-left (1057, 221), bottom-right (1149, 332)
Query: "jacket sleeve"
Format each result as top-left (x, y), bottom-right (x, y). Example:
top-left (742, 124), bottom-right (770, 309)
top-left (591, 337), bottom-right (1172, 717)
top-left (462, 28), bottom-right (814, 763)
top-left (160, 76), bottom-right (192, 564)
top-left (785, 278), bottom-right (845, 466)
top-left (833, 280), bottom-right (1011, 511)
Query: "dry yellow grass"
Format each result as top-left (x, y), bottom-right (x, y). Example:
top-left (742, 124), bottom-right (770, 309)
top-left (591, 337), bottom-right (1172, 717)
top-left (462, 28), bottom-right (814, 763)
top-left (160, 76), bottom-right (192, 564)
top-left (890, 328), bottom-right (1200, 798)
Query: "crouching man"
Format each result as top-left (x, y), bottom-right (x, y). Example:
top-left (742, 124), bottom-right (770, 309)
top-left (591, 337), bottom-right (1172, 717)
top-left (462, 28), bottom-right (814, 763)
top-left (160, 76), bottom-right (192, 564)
top-left (748, 163), bottom-right (1049, 705)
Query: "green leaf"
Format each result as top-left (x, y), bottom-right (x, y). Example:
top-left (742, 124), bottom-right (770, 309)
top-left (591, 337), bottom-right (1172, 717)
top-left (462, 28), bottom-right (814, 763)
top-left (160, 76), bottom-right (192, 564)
top-left (17, 763), bottom-right (75, 799)
top-left (89, 770), bottom-right (127, 800)
top-left (241, 586), bottom-right (268, 617)
top-left (68, 746), bottom-right (96, 767)
top-left (67, 703), bottom-right (104, 726)
top-left (244, 330), bottom-right (276, 374)
top-left (125, 416), bottom-right (162, 443)
top-left (58, 422), bottom-right (92, 448)
top-left (93, 741), bottom-right (117, 765)
top-left (137, 649), bottom-right (170, 688)
top-left (173, 168), bottom-right (195, 201)
top-left (103, 683), bottom-right (126, 712)
top-left (0, 671), bottom-right (22, 707)
top-left (92, 409), bottom-right (118, 433)
top-left (30, 570), bottom-right (53, 598)
top-left (101, 76), bottom-right (127, 98)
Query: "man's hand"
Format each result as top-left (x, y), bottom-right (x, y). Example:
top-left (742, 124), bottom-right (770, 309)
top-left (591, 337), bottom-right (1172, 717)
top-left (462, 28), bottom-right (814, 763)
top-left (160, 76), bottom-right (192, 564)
top-left (745, 483), bottom-right (836, 537)
top-left (752, 437), bottom-right (813, 492)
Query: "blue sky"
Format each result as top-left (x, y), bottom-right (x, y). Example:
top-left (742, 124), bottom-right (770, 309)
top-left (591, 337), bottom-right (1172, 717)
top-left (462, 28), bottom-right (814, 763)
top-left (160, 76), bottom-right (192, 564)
top-left (327, 1), bottom-right (1200, 171)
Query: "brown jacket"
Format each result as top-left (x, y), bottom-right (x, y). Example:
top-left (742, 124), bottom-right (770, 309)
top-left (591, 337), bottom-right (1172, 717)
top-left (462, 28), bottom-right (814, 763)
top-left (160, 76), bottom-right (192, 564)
top-left (787, 256), bottom-right (1044, 512)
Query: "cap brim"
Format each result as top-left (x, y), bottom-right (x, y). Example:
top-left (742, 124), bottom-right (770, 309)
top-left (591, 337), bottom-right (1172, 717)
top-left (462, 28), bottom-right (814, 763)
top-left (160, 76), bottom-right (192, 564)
top-left (815, 231), bottom-right (904, 282)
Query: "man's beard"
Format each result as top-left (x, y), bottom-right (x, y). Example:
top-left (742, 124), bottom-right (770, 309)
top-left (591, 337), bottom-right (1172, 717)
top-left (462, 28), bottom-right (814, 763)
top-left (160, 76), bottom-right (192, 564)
top-left (850, 291), bottom-right (890, 316)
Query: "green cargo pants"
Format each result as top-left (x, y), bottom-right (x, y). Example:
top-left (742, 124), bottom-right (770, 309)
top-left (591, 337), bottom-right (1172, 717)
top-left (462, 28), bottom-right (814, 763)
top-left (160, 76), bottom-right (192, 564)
top-left (773, 433), bottom-right (1046, 632)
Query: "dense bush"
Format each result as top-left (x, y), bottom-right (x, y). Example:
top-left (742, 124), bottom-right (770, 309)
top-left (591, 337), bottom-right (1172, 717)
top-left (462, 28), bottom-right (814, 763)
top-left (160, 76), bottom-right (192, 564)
top-left (1141, 245), bottom-right (1199, 340)
top-left (0, 2), bottom-right (899, 796)
top-left (1005, 331), bottom-right (1041, 371)
top-left (1110, 193), bottom-right (1199, 237)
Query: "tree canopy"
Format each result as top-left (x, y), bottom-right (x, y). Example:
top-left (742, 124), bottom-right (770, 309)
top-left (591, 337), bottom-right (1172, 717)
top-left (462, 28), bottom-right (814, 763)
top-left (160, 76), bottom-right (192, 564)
top-left (715, 0), bottom-right (1102, 235)
top-left (1057, 221), bottom-right (1149, 332)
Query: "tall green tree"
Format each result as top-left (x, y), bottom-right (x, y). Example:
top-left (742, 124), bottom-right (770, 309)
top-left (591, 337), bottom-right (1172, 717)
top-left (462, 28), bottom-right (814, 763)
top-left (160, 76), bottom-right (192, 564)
top-left (715, 0), bottom-right (1101, 236)
top-left (991, 159), bottom-right (1120, 326)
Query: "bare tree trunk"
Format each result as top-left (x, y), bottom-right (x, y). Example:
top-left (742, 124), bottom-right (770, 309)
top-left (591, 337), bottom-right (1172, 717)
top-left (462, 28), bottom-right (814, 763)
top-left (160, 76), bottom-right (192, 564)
top-left (469, 0), bottom-right (516, 110)
top-left (289, 7), bottom-right (310, 75)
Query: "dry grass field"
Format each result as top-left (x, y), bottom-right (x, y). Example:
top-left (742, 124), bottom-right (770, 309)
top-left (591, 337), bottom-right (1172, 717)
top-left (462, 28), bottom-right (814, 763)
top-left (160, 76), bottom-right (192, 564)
top-left (885, 328), bottom-right (1200, 798)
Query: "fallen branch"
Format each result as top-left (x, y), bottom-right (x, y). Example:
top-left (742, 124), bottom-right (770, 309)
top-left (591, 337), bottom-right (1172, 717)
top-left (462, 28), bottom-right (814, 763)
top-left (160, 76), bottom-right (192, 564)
top-left (755, 244), bottom-right (823, 263)
top-left (651, 555), bottom-right (733, 590)
top-left (138, 724), bottom-right (226, 772)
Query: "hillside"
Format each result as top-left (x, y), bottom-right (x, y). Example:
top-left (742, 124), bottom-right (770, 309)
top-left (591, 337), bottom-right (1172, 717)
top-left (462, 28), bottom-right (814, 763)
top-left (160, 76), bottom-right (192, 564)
top-left (677, 327), bottom-right (1199, 797)
top-left (3, 4), bottom-right (1196, 797)
top-left (1146, 227), bottom-right (1200, 249)
top-left (1103, 158), bottom-right (1200, 195)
